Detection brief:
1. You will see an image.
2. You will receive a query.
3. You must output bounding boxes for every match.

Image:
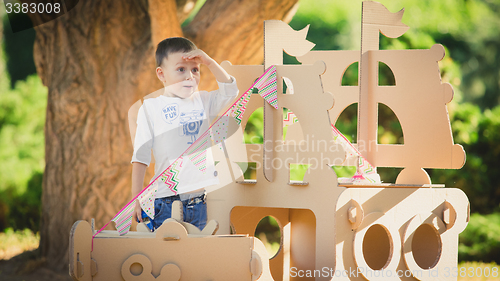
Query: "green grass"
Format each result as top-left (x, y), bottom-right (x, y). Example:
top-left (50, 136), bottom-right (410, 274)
top-left (458, 261), bottom-right (499, 281)
top-left (0, 228), bottom-right (39, 260)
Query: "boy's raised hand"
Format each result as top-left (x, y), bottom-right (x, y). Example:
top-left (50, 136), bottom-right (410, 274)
top-left (182, 49), bottom-right (214, 66)
top-left (183, 49), bottom-right (232, 83)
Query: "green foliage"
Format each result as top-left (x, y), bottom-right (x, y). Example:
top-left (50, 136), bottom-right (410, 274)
top-left (244, 107), bottom-right (264, 144)
top-left (0, 172), bottom-right (42, 232)
top-left (430, 104), bottom-right (500, 213)
top-left (292, 0), bottom-right (363, 51)
top-left (255, 216), bottom-right (281, 257)
top-left (2, 13), bottom-right (37, 88)
top-left (334, 104), bottom-right (357, 143)
top-left (459, 213), bottom-right (500, 263)
top-left (378, 103), bottom-right (403, 145)
top-left (396, 0), bottom-right (500, 109)
top-left (0, 66), bottom-right (46, 231)
top-left (0, 75), bottom-right (46, 194)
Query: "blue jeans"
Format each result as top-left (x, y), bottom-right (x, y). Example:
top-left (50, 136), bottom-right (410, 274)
top-left (151, 194), bottom-right (207, 231)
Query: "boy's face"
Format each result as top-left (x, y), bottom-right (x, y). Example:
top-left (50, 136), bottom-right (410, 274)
top-left (156, 51), bottom-right (200, 98)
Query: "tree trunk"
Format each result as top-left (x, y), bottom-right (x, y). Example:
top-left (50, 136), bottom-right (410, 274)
top-left (32, 0), bottom-right (298, 270)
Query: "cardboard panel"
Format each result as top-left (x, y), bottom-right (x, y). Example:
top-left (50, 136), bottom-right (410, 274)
top-left (263, 20), bottom-right (316, 182)
top-left (335, 187), bottom-right (469, 281)
top-left (70, 220), bottom-right (273, 281)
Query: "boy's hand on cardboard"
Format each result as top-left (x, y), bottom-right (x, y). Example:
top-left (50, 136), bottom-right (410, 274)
top-left (182, 49), bottom-right (215, 66)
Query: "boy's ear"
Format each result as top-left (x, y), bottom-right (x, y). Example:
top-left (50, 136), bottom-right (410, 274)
top-left (156, 67), bottom-right (165, 82)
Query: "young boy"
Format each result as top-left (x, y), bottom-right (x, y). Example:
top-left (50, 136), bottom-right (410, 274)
top-left (131, 37), bottom-right (238, 231)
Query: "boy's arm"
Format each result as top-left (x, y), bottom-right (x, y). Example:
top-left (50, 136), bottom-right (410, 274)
top-left (131, 162), bottom-right (148, 222)
top-left (183, 50), bottom-right (232, 83)
top-left (206, 59), bottom-right (232, 84)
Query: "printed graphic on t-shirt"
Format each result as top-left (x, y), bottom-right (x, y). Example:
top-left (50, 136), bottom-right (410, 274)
top-left (161, 104), bottom-right (179, 124)
top-left (179, 110), bottom-right (204, 144)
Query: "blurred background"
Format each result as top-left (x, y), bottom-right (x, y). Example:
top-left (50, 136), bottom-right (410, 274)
top-left (1, 0), bottom-right (499, 279)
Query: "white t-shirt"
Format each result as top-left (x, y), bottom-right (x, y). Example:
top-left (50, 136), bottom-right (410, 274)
top-left (132, 77), bottom-right (238, 198)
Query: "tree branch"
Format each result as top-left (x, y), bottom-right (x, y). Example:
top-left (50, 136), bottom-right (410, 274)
top-left (183, 0), bottom-right (299, 90)
top-left (148, 0), bottom-right (184, 46)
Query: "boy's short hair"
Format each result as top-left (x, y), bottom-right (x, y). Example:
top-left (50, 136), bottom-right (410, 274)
top-left (155, 37), bottom-right (198, 67)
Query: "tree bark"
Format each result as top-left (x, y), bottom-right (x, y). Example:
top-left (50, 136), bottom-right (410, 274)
top-left (31, 0), bottom-right (298, 270)
top-left (33, 0), bottom-right (160, 269)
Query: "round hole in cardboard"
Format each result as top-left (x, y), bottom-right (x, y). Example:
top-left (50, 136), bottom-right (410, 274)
top-left (255, 216), bottom-right (282, 259)
top-left (130, 262), bottom-right (143, 276)
top-left (411, 223), bottom-right (442, 269)
top-left (362, 224), bottom-right (392, 270)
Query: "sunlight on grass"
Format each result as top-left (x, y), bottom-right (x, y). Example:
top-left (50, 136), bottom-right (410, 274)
top-left (0, 228), bottom-right (39, 260)
top-left (457, 261), bottom-right (499, 281)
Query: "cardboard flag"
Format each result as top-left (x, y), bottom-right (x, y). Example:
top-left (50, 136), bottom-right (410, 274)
top-left (111, 201), bottom-right (136, 236)
top-left (331, 126), bottom-right (358, 159)
top-left (228, 89), bottom-right (252, 125)
top-left (362, 1), bottom-right (409, 39)
top-left (211, 65), bottom-right (278, 147)
top-left (264, 20), bottom-right (315, 61)
top-left (138, 181), bottom-right (158, 219)
top-left (356, 156), bottom-right (380, 183)
top-left (160, 157), bottom-right (183, 195)
top-left (110, 156), bottom-right (183, 237)
top-left (283, 109), bottom-right (298, 127)
top-left (185, 131), bottom-right (210, 174)
top-left (210, 116), bottom-right (230, 145)
top-left (254, 65), bottom-right (278, 109)
top-left (331, 126), bottom-right (380, 183)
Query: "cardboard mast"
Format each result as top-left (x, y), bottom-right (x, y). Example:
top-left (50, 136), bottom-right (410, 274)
top-left (357, 1), bottom-right (409, 166)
